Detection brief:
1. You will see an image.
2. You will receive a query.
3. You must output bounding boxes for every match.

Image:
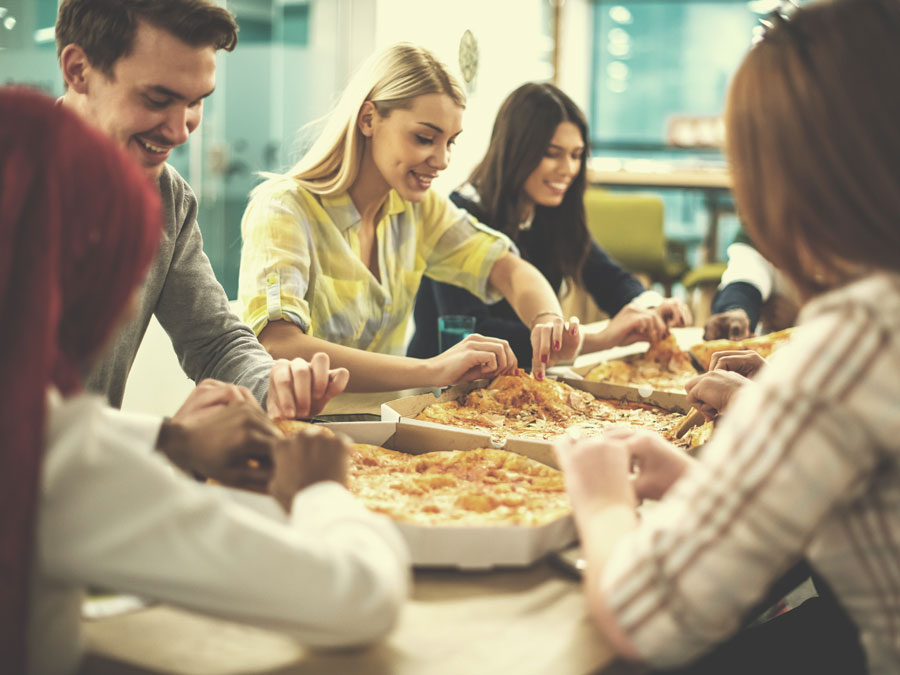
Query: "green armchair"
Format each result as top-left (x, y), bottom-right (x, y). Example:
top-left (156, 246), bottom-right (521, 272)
top-left (583, 188), bottom-right (688, 296)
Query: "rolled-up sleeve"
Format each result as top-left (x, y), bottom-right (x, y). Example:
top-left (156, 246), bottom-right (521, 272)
top-left (239, 181), bottom-right (314, 335)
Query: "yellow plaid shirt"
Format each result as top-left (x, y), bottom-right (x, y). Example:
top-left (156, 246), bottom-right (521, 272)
top-left (239, 178), bottom-right (514, 355)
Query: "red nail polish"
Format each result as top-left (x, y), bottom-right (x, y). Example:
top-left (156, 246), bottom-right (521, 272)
top-left (570, 327), bottom-right (576, 336)
top-left (554, 341), bottom-right (560, 350)
top-left (536, 372), bottom-right (544, 381)
top-left (541, 354), bottom-right (548, 363)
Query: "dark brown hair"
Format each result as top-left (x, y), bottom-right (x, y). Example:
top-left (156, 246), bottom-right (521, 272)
top-left (56, 0), bottom-right (238, 77)
top-left (725, 0), bottom-right (900, 301)
top-left (468, 82), bottom-right (591, 287)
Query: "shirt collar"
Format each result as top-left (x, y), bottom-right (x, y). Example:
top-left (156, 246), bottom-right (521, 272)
top-left (320, 190), bottom-right (407, 232)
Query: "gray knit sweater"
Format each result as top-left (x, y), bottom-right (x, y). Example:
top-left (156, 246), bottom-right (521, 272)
top-left (86, 165), bottom-right (273, 408)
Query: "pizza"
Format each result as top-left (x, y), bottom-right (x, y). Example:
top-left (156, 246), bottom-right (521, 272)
top-left (415, 369), bottom-right (686, 444)
top-left (348, 444), bottom-right (570, 526)
top-left (682, 418), bottom-right (714, 450)
top-left (689, 327), bottom-right (796, 371)
top-left (584, 334), bottom-right (700, 393)
top-left (273, 420), bottom-right (570, 526)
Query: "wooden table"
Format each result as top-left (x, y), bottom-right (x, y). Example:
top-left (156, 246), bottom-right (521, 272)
top-left (588, 164), bottom-right (734, 263)
top-left (80, 388), bottom-right (630, 675)
top-left (81, 562), bottom-right (623, 675)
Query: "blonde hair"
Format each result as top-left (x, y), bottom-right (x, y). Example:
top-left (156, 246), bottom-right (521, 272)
top-left (269, 43), bottom-right (466, 197)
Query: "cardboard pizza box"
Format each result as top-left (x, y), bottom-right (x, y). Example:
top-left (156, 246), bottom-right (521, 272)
top-left (558, 326), bottom-right (704, 409)
top-left (380, 380), bottom-right (565, 465)
top-left (569, 325), bottom-right (705, 373)
top-left (217, 420), bottom-right (576, 570)
top-left (382, 376), bottom-right (691, 435)
top-left (557, 377), bottom-right (691, 415)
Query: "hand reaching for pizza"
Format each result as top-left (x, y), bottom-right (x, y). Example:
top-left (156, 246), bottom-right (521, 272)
top-left (708, 349), bottom-right (767, 378)
top-left (267, 353), bottom-right (350, 419)
top-left (704, 308), bottom-right (752, 340)
top-left (597, 305), bottom-right (668, 351)
top-left (553, 434), bottom-right (637, 530)
top-left (268, 428), bottom-right (350, 512)
top-left (157, 385), bottom-right (283, 490)
top-left (428, 333), bottom-right (518, 385)
top-left (529, 315), bottom-right (583, 379)
top-left (685, 369), bottom-right (750, 420)
top-left (653, 298), bottom-right (693, 328)
top-left (603, 427), bottom-right (695, 501)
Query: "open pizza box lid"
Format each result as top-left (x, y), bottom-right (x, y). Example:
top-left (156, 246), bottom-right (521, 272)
top-left (217, 420), bottom-right (575, 570)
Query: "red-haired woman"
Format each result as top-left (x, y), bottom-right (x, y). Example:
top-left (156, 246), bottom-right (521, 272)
top-left (0, 89), bottom-right (407, 675)
top-left (555, 0), bottom-right (900, 671)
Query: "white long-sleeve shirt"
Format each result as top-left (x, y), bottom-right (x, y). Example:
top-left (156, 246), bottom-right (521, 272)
top-left (28, 392), bottom-right (410, 675)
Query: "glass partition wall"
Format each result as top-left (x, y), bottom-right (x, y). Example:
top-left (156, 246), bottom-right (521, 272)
top-left (1, 0), bottom-right (793, 292)
top-left (587, 0), bottom-right (807, 264)
top-left (1, 0), bottom-right (369, 298)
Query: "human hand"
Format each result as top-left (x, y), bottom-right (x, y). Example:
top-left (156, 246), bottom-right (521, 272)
top-left (603, 304), bottom-right (668, 347)
top-left (603, 427), bottom-right (694, 501)
top-left (709, 349), bottom-right (767, 378)
top-left (157, 388), bottom-right (282, 490)
top-left (535, 315), bottom-right (584, 376)
top-left (704, 309), bottom-right (751, 340)
top-left (654, 298), bottom-right (692, 328)
top-left (168, 378), bottom-right (257, 422)
top-left (685, 369), bottom-right (750, 420)
top-left (553, 435), bottom-right (637, 528)
top-left (268, 427), bottom-right (350, 512)
top-left (428, 333), bottom-right (517, 385)
top-left (267, 353), bottom-right (350, 419)
top-left (529, 313), bottom-right (566, 380)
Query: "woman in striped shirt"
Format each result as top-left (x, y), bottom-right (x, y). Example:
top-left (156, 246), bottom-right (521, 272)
top-left (554, 0), bottom-right (900, 672)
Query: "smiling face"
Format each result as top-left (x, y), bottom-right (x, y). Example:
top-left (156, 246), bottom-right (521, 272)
top-left (362, 93), bottom-right (463, 202)
top-left (63, 21), bottom-right (216, 181)
top-left (522, 121), bottom-right (585, 209)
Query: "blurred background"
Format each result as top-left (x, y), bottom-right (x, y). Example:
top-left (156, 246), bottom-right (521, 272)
top-left (1, 0), bottom-right (789, 304)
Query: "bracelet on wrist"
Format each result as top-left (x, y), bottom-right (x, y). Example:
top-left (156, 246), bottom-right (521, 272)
top-left (530, 311), bottom-right (563, 330)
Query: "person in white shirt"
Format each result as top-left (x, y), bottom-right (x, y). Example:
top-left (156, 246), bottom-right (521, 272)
top-left (0, 89), bottom-right (409, 675)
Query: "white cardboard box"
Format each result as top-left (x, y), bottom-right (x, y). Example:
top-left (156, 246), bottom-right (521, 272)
top-left (221, 420), bottom-right (576, 570)
top-left (382, 376), bottom-right (692, 436)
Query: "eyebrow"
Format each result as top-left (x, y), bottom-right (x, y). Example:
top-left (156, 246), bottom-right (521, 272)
top-left (417, 122), bottom-right (462, 137)
top-left (548, 142), bottom-right (585, 151)
top-left (146, 85), bottom-right (215, 102)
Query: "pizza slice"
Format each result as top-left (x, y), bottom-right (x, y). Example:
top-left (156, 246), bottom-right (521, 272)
top-left (689, 326), bottom-right (796, 371)
top-left (585, 333), bottom-right (699, 392)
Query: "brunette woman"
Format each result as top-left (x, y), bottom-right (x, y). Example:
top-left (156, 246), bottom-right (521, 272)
top-left (408, 82), bottom-right (690, 363)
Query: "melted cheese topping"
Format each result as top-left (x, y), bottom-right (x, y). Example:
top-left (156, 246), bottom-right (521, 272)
top-left (586, 333), bottom-right (699, 392)
top-left (689, 327), bottom-right (796, 371)
top-left (416, 370), bottom-right (684, 442)
top-left (348, 445), bottom-right (570, 526)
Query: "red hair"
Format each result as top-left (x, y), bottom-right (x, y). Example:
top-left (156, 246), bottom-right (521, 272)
top-left (0, 88), bottom-right (162, 671)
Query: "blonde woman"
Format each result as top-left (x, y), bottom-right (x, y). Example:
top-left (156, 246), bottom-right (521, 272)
top-left (239, 44), bottom-right (579, 391)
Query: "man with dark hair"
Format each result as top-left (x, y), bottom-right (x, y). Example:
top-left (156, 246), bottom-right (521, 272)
top-left (56, 0), bottom-right (346, 431)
